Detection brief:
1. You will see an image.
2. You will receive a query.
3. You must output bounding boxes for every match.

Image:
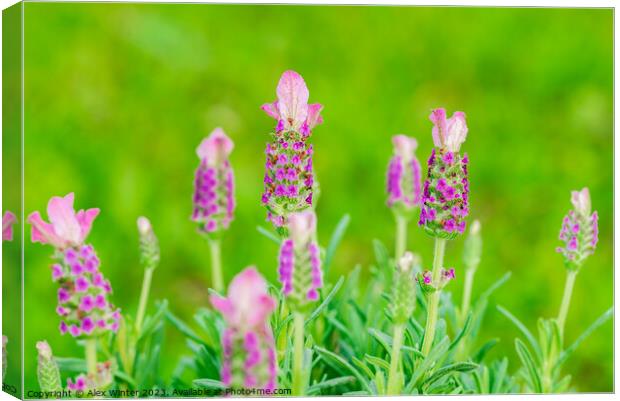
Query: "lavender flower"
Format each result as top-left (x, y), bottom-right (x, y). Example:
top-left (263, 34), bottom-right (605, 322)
top-left (210, 267), bottom-right (278, 390)
top-left (27, 194), bottom-right (121, 337)
top-left (387, 135), bottom-right (422, 213)
top-left (192, 128), bottom-right (235, 234)
top-left (556, 188), bottom-right (598, 270)
top-left (419, 108), bottom-right (470, 239)
top-left (66, 361), bottom-right (113, 392)
top-left (417, 267), bottom-right (456, 293)
top-left (261, 70), bottom-right (323, 230)
top-left (277, 211), bottom-right (323, 310)
top-left (2, 211), bottom-right (16, 242)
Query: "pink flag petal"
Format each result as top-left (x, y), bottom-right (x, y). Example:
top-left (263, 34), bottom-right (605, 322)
top-left (47, 193), bottom-right (82, 246)
top-left (260, 101), bottom-right (280, 120)
top-left (276, 70), bottom-right (309, 130)
top-left (288, 210), bottom-right (316, 246)
top-left (445, 111), bottom-right (468, 152)
top-left (306, 103), bottom-right (324, 130)
top-left (196, 128), bottom-right (235, 167)
top-left (76, 208), bottom-right (100, 242)
top-left (2, 211), bottom-right (16, 241)
top-left (429, 108), bottom-right (447, 148)
top-left (27, 211), bottom-right (65, 248)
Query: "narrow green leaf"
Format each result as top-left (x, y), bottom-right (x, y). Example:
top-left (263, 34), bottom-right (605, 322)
top-left (422, 362), bottom-right (478, 388)
top-left (364, 354), bottom-right (391, 372)
top-left (307, 376), bottom-right (355, 395)
top-left (514, 338), bottom-right (542, 393)
top-left (256, 225), bottom-right (281, 244)
top-left (449, 313), bottom-right (472, 351)
top-left (474, 338), bottom-right (499, 363)
top-left (372, 239), bottom-right (390, 270)
top-left (193, 378), bottom-right (226, 390)
top-left (315, 346), bottom-right (372, 393)
top-left (166, 310), bottom-right (207, 345)
top-left (323, 214), bottom-right (351, 276)
top-left (305, 276), bottom-right (344, 326)
top-left (497, 305), bottom-right (541, 362)
top-left (557, 307), bottom-right (613, 368)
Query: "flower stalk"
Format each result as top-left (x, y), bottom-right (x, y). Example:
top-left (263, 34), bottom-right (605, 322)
top-left (208, 238), bottom-right (224, 294)
top-left (85, 339), bottom-right (98, 377)
top-left (557, 269), bottom-right (577, 335)
top-left (292, 312), bottom-right (306, 396)
top-left (421, 238), bottom-right (447, 356)
top-left (135, 216), bottom-right (160, 332)
top-left (386, 324), bottom-right (404, 395)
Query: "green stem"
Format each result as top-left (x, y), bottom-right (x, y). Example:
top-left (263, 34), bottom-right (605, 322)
top-left (395, 215), bottom-right (408, 260)
top-left (460, 268), bottom-right (475, 325)
top-left (420, 238), bottom-right (447, 357)
top-left (292, 312), bottom-right (306, 396)
top-left (135, 267), bottom-right (154, 333)
top-left (85, 339), bottom-right (97, 377)
top-left (208, 238), bottom-right (224, 293)
top-left (386, 324), bottom-right (405, 395)
top-left (557, 270), bottom-right (578, 336)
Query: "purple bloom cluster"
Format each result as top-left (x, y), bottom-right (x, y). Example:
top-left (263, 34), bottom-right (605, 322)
top-left (192, 128), bottom-right (235, 234)
top-left (261, 70), bottom-right (323, 229)
top-left (278, 239), bottom-right (322, 303)
top-left (262, 139), bottom-right (315, 228)
top-left (53, 245), bottom-right (121, 338)
top-left (277, 211), bottom-right (323, 311)
top-left (418, 149), bottom-right (470, 239)
top-left (556, 188), bottom-right (599, 270)
top-left (387, 135), bottom-right (422, 211)
top-left (417, 267), bottom-right (456, 293)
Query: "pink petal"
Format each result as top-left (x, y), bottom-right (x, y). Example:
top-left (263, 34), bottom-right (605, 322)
top-left (276, 70), bottom-right (309, 130)
top-left (228, 266), bottom-right (275, 326)
top-left (445, 111), bottom-right (468, 152)
top-left (429, 108), bottom-right (447, 148)
top-left (27, 211), bottom-right (64, 247)
top-left (306, 103), bottom-right (324, 130)
top-left (47, 193), bottom-right (82, 246)
top-left (288, 210), bottom-right (316, 245)
top-left (209, 294), bottom-right (234, 319)
top-left (2, 211), bottom-right (16, 241)
top-left (392, 135), bottom-right (418, 160)
top-left (260, 101), bottom-right (280, 120)
top-left (76, 208), bottom-right (100, 242)
top-left (196, 128), bottom-right (234, 166)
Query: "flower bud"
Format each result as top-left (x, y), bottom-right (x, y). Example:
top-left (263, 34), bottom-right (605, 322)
top-left (417, 267), bottom-right (456, 293)
top-left (387, 135), bottom-right (422, 215)
top-left (557, 188), bottom-right (598, 271)
top-left (137, 216), bottom-right (160, 271)
top-left (389, 252), bottom-right (419, 324)
top-left (277, 211), bottom-right (323, 311)
top-left (210, 267), bottom-right (277, 390)
top-left (36, 341), bottom-right (62, 393)
top-left (419, 108), bottom-right (470, 239)
top-left (462, 219), bottom-right (482, 272)
top-left (192, 128), bottom-right (235, 234)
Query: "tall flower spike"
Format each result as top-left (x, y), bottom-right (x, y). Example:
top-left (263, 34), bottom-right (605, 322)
top-left (277, 210), bottom-right (323, 310)
top-left (261, 70), bottom-right (323, 231)
top-left (36, 341), bottom-right (62, 393)
top-left (2, 211), bottom-right (16, 241)
top-left (28, 194), bottom-right (121, 338)
top-left (419, 108), bottom-right (470, 239)
top-left (556, 188), bottom-right (598, 270)
top-left (192, 128), bottom-right (235, 235)
top-left (389, 252), bottom-right (418, 325)
top-left (210, 267), bottom-right (278, 390)
top-left (387, 135), bottom-right (422, 214)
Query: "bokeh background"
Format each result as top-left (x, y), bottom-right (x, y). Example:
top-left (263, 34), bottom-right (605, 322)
top-left (15, 3), bottom-right (613, 392)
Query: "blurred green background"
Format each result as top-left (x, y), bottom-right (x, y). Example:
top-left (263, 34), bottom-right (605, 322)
top-left (15, 3), bottom-right (612, 393)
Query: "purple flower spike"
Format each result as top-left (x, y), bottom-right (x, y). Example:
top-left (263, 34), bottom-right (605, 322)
top-left (192, 128), bottom-right (235, 235)
top-left (210, 267), bottom-right (278, 390)
top-left (261, 70), bottom-right (322, 230)
top-left (419, 109), bottom-right (470, 240)
top-left (556, 188), bottom-right (598, 270)
top-left (277, 211), bottom-right (323, 310)
top-left (387, 135), bottom-right (422, 214)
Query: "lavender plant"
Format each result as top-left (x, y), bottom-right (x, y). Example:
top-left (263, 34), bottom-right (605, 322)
top-left (418, 108), bottom-right (469, 357)
top-left (387, 135), bottom-right (422, 259)
top-left (261, 70), bottom-right (322, 234)
top-left (192, 127), bottom-right (236, 292)
top-left (498, 188), bottom-right (611, 393)
top-left (28, 193), bottom-right (120, 384)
